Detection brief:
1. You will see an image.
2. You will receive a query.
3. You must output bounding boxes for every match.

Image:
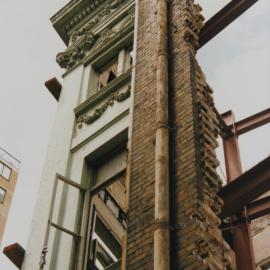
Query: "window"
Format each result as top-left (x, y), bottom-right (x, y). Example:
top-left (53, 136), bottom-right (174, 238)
top-left (86, 146), bottom-right (127, 270)
top-left (87, 45), bottom-right (133, 97)
top-left (97, 57), bottom-right (118, 91)
top-left (0, 161), bottom-right (11, 180)
top-left (89, 214), bottom-right (122, 269)
top-left (0, 187), bottom-right (6, 203)
top-left (126, 45), bottom-right (133, 70)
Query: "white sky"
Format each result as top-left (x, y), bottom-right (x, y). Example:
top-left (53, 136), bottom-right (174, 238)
top-left (0, 1), bottom-right (269, 269)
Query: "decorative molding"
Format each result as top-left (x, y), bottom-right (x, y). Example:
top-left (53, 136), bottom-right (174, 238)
top-left (69, 0), bottom-right (126, 44)
top-left (77, 85), bottom-right (130, 128)
top-left (51, 0), bottom-right (132, 45)
top-left (61, 0), bottom-right (107, 35)
top-left (74, 69), bottom-right (131, 115)
top-left (56, 10), bottom-right (135, 70)
top-left (56, 32), bottom-right (98, 69)
top-left (93, 11), bottom-right (135, 51)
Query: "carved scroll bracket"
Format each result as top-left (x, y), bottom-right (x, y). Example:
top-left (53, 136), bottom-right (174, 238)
top-left (56, 3), bottom-right (135, 70)
top-left (56, 32), bottom-right (98, 69)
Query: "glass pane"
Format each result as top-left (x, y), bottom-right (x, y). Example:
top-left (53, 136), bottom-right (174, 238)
top-left (0, 187), bottom-right (6, 203)
top-left (2, 165), bottom-right (11, 180)
top-left (88, 173), bottom-right (127, 269)
top-left (98, 57), bottom-right (118, 90)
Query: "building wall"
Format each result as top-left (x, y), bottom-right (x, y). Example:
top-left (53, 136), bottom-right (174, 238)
top-left (0, 160), bottom-right (18, 244)
top-left (126, 0), bottom-right (157, 267)
top-left (23, 0), bottom-right (266, 269)
top-left (22, 0), bottom-right (134, 269)
top-left (127, 0), bottom-right (233, 269)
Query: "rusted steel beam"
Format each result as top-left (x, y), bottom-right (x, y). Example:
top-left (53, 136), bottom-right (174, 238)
top-left (221, 196), bottom-right (270, 231)
top-left (235, 107), bottom-right (270, 136)
top-left (247, 195), bottom-right (270, 220)
top-left (3, 243), bottom-right (25, 269)
top-left (199, 0), bottom-right (259, 48)
top-left (44, 77), bottom-right (62, 101)
top-left (232, 218), bottom-right (255, 270)
top-left (219, 156), bottom-right (270, 219)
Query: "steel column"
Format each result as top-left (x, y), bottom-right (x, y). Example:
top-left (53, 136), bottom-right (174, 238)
top-left (219, 156), bottom-right (270, 218)
top-left (222, 111), bottom-right (256, 270)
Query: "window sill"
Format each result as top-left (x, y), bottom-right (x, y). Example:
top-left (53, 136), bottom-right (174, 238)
top-left (74, 69), bottom-right (131, 117)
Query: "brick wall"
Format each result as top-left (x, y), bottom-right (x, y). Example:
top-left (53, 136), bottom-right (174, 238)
top-left (127, 0), bottom-right (233, 269)
top-left (168, 1), bottom-right (233, 269)
top-left (126, 0), bottom-right (158, 268)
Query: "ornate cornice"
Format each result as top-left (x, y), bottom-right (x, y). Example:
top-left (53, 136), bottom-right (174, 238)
top-left (69, 0), bottom-right (126, 43)
top-left (51, 0), bottom-right (129, 45)
top-left (77, 85), bottom-right (130, 128)
top-left (56, 10), bottom-right (135, 69)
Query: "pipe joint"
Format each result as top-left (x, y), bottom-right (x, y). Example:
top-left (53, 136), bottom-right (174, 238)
top-left (155, 219), bottom-right (171, 230)
top-left (157, 122), bottom-right (171, 130)
top-left (157, 51), bottom-right (169, 57)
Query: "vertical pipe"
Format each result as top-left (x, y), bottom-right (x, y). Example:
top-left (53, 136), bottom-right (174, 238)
top-left (223, 111), bottom-right (256, 270)
top-left (154, 0), bottom-right (170, 267)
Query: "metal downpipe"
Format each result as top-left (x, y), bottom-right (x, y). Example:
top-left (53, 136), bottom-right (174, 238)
top-left (154, 0), bottom-right (170, 268)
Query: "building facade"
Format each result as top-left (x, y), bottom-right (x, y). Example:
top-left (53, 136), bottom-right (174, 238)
top-left (0, 147), bottom-right (20, 245)
top-left (21, 0), bottom-right (269, 270)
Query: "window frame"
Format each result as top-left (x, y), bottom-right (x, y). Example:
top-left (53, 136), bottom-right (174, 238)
top-left (0, 186), bottom-right (7, 204)
top-left (87, 44), bottom-right (133, 98)
top-left (88, 208), bottom-right (121, 269)
top-left (0, 161), bottom-right (12, 181)
top-left (84, 144), bottom-right (128, 270)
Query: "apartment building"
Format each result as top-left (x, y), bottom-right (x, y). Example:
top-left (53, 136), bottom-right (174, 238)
top-left (0, 147), bottom-right (20, 245)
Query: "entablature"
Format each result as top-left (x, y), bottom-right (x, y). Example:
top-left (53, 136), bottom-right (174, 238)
top-left (51, 0), bottom-right (111, 45)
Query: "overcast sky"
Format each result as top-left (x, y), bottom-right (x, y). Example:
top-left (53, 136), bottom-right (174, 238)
top-left (0, 1), bottom-right (269, 269)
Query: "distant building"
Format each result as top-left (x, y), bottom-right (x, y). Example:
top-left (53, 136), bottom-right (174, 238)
top-left (0, 147), bottom-right (20, 245)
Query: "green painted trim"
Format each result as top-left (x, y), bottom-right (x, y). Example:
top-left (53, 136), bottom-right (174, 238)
top-left (71, 109), bottom-right (129, 153)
